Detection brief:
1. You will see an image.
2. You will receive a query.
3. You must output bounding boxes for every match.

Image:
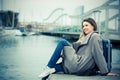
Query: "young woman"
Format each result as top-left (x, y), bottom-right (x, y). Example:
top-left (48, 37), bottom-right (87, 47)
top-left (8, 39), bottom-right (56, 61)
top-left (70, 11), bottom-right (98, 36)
top-left (38, 18), bottom-right (119, 80)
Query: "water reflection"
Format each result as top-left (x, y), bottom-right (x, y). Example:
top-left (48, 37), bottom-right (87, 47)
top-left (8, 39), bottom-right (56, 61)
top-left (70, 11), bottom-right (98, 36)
top-left (0, 35), bottom-right (60, 80)
top-left (0, 35), bottom-right (120, 80)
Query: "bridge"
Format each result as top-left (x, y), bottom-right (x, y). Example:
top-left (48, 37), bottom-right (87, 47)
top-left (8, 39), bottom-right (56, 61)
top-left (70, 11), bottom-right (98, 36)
top-left (69, 0), bottom-right (120, 41)
top-left (41, 0), bottom-right (120, 41)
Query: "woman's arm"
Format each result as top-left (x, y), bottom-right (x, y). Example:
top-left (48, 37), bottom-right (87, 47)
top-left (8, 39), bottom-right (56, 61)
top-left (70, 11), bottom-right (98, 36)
top-left (91, 34), bottom-right (109, 74)
top-left (91, 34), bottom-right (119, 76)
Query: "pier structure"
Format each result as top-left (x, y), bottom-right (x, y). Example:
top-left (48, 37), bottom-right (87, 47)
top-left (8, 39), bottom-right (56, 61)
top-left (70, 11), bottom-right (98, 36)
top-left (41, 0), bottom-right (120, 42)
top-left (70, 0), bottom-right (120, 41)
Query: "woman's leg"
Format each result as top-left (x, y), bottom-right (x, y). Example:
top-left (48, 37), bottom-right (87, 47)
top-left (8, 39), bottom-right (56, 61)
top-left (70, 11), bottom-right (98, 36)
top-left (41, 76), bottom-right (48, 80)
top-left (41, 63), bottom-right (63, 80)
top-left (39, 39), bottom-right (71, 79)
top-left (47, 39), bottom-right (71, 68)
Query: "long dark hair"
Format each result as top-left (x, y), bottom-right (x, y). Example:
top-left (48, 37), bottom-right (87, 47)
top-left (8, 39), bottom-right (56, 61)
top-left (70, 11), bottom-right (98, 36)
top-left (82, 18), bottom-right (97, 31)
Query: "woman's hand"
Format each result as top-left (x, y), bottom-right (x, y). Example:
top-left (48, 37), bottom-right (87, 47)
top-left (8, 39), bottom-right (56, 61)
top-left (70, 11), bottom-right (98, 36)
top-left (107, 72), bottom-right (119, 76)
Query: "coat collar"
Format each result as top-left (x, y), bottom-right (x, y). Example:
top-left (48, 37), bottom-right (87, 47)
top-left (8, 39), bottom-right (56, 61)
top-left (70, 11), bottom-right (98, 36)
top-left (80, 31), bottom-right (94, 45)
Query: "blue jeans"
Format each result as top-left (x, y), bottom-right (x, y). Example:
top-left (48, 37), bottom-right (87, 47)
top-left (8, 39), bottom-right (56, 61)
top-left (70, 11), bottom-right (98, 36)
top-left (41, 39), bottom-right (71, 80)
top-left (47, 39), bottom-right (71, 72)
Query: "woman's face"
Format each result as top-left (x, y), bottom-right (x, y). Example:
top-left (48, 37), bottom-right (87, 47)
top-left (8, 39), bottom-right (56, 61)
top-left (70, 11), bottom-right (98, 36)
top-left (82, 21), bottom-right (94, 35)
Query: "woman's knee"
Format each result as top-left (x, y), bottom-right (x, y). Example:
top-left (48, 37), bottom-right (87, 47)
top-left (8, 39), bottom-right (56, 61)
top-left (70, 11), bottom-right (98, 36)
top-left (59, 39), bottom-right (67, 43)
top-left (59, 39), bottom-right (70, 45)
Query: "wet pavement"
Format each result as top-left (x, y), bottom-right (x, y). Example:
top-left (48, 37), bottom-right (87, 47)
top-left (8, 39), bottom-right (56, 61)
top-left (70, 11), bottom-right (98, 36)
top-left (48, 64), bottom-right (120, 80)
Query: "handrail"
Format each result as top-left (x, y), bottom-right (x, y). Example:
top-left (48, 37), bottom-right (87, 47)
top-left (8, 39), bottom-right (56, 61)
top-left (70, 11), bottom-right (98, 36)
top-left (52, 13), bottom-right (68, 23)
top-left (69, 0), bottom-right (119, 19)
top-left (43, 8), bottom-right (64, 21)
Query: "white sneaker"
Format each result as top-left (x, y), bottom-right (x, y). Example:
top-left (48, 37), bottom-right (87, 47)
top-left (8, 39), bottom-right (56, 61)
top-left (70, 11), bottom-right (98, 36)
top-left (38, 66), bottom-right (55, 78)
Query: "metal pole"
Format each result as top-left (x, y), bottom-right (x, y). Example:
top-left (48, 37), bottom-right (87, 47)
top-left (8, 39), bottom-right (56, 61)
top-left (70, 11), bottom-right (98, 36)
top-left (12, 0), bottom-right (15, 28)
top-left (0, 0), bottom-right (3, 27)
top-left (12, 12), bottom-right (15, 28)
top-left (105, 6), bottom-right (109, 38)
top-left (93, 11), bottom-right (96, 21)
top-left (93, 10), bottom-right (101, 34)
top-left (118, 0), bottom-right (120, 32)
top-left (97, 11), bottom-right (101, 34)
top-left (1, 0), bottom-right (3, 10)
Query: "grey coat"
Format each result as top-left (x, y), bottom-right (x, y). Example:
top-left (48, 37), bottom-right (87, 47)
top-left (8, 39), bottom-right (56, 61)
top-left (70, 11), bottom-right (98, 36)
top-left (62, 32), bottom-right (108, 75)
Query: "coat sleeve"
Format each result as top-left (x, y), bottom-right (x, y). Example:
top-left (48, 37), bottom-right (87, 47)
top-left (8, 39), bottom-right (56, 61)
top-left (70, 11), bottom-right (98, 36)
top-left (91, 35), bottom-right (109, 74)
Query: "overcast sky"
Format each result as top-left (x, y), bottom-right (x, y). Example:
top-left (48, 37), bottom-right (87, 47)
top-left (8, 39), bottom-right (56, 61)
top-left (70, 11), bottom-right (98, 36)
top-left (1, 0), bottom-right (108, 22)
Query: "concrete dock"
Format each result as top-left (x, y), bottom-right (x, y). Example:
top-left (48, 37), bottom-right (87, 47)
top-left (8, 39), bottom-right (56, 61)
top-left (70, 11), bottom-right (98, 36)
top-left (48, 64), bottom-right (120, 80)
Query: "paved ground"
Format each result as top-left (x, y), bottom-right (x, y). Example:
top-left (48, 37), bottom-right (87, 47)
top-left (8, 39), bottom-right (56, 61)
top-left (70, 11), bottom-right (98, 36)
top-left (48, 64), bottom-right (120, 80)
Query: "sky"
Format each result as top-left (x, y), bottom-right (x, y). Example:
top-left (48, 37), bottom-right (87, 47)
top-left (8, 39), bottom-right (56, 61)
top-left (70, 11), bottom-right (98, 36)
top-left (1, 0), bottom-right (108, 22)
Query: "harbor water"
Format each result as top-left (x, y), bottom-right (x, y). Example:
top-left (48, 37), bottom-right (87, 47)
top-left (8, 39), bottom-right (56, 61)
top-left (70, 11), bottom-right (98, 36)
top-left (0, 35), bottom-right (120, 80)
